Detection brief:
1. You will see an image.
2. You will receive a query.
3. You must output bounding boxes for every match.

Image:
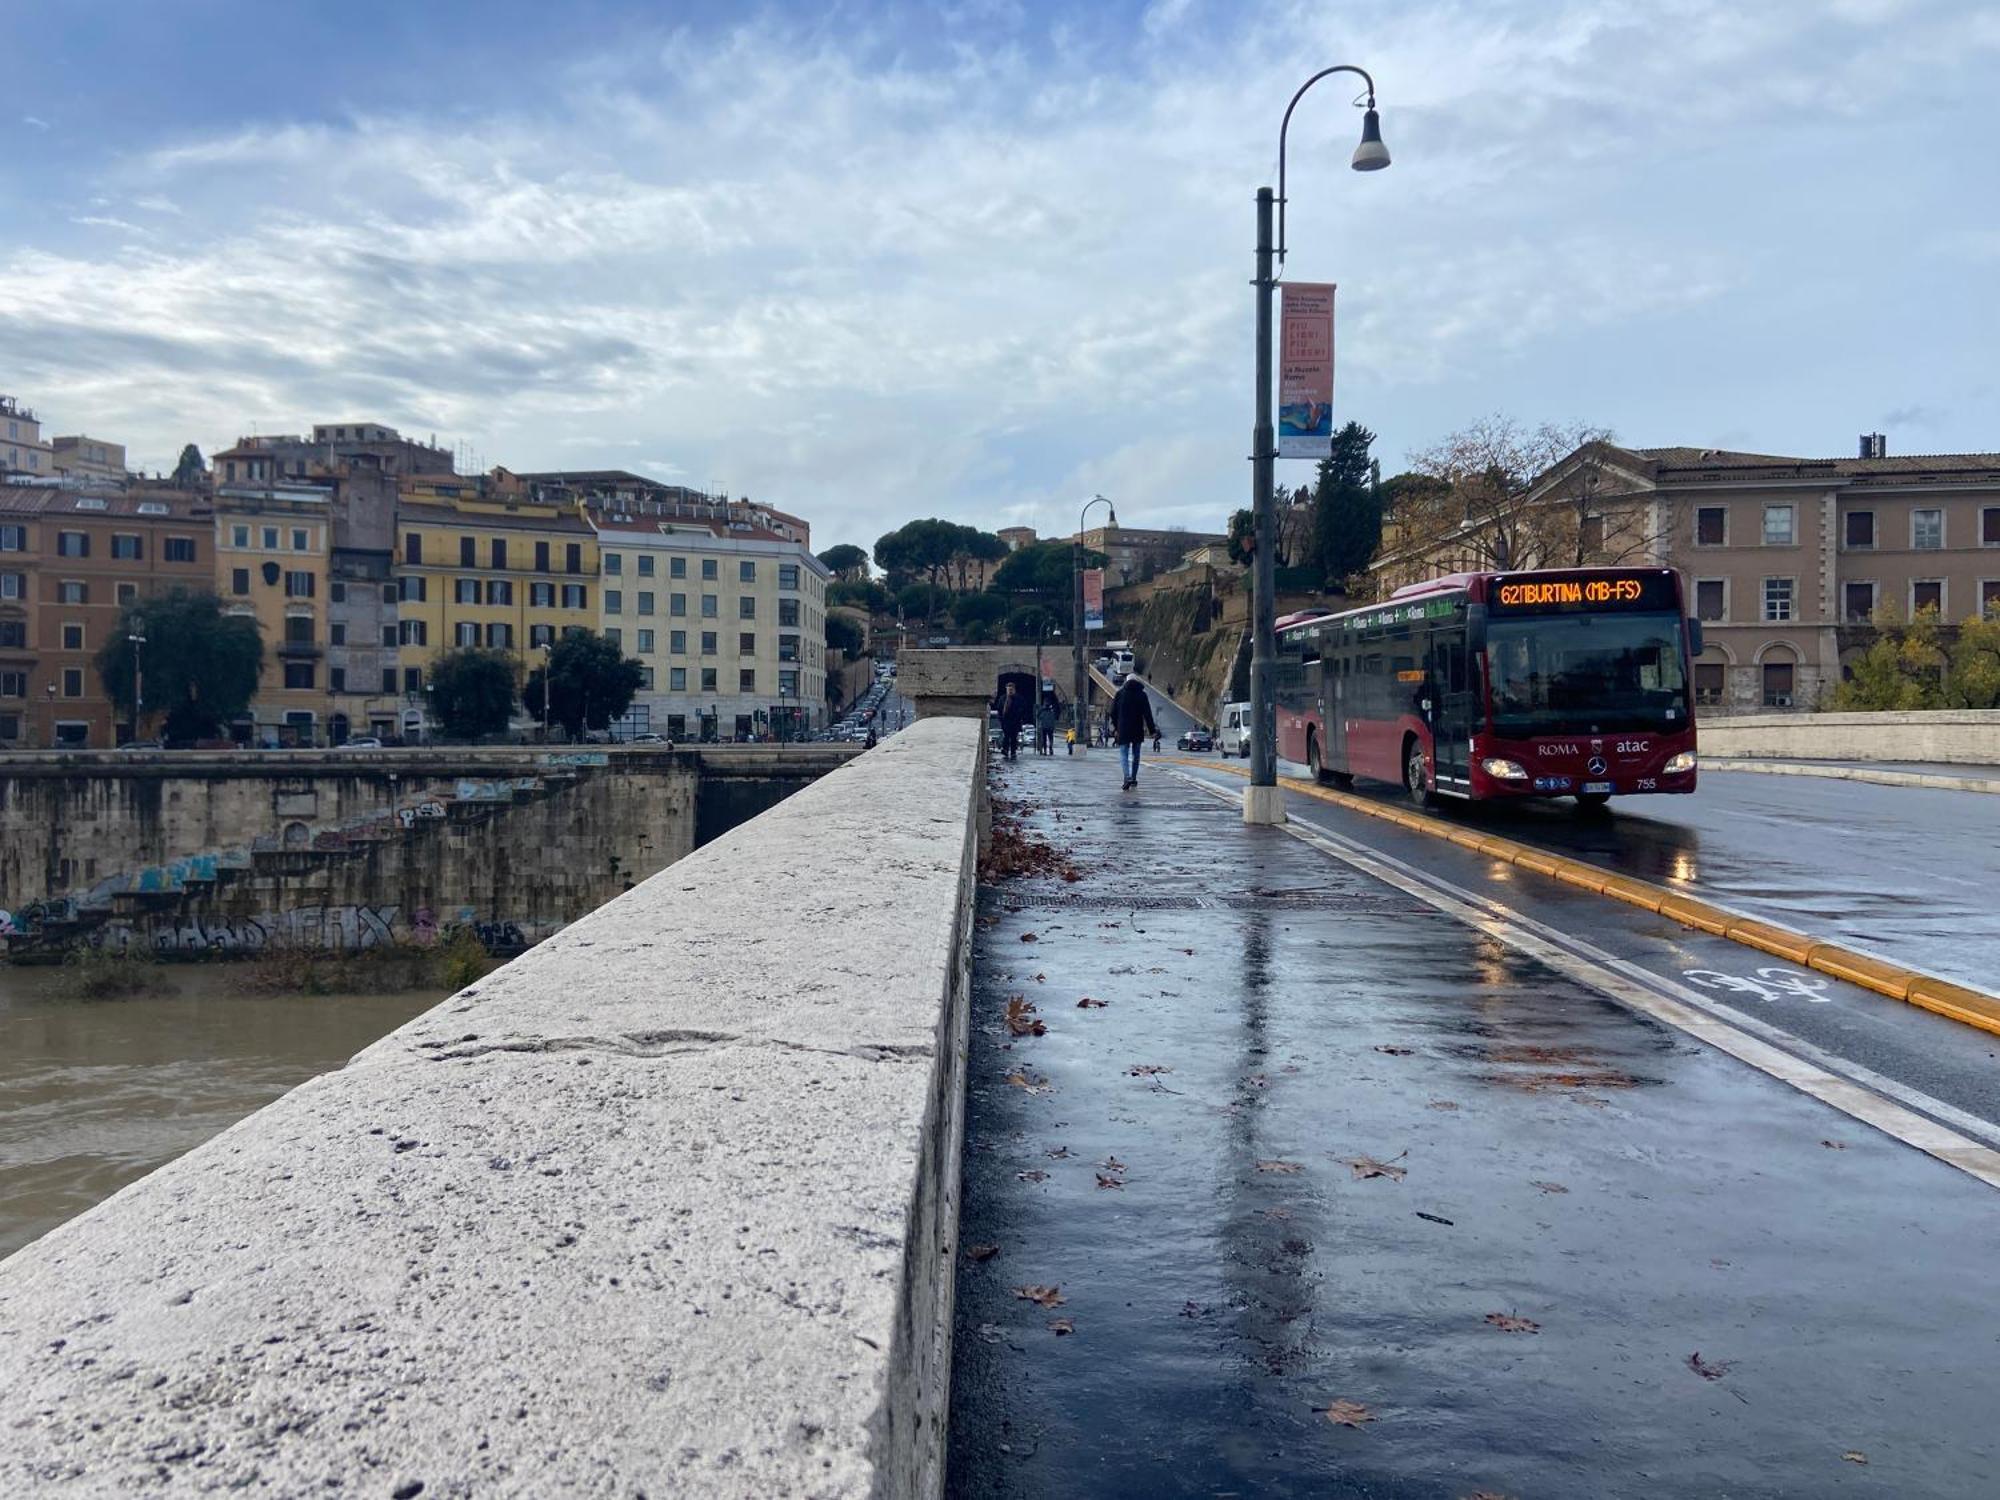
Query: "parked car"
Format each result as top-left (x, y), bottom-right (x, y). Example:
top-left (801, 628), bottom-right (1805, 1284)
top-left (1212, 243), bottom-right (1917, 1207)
top-left (628, 731), bottom-right (671, 745)
top-left (1217, 702), bottom-right (1252, 757)
top-left (338, 735), bottom-right (384, 750)
top-left (1177, 729), bottom-right (1214, 752)
top-left (116, 739), bottom-right (163, 752)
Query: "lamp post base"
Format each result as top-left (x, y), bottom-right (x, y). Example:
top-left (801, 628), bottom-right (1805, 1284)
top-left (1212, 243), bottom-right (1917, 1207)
top-left (1242, 784), bottom-right (1287, 826)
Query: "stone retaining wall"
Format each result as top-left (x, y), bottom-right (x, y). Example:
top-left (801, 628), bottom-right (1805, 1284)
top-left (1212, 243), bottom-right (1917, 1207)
top-left (1699, 709), bottom-right (2000, 765)
top-left (0, 719), bottom-right (985, 1498)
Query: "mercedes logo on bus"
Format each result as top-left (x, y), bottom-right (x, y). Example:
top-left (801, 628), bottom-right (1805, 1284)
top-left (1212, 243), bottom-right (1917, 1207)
top-left (1587, 756), bottom-right (1608, 775)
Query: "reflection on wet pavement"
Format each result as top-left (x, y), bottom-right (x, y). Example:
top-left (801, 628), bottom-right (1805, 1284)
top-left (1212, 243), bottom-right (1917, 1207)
top-left (947, 755), bottom-right (2000, 1499)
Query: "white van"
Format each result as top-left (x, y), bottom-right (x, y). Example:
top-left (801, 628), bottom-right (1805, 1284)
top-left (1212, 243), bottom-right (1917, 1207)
top-left (1218, 701), bottom-right (1252, 757)
top-left (1110, 649), bottom-right (1136, 680)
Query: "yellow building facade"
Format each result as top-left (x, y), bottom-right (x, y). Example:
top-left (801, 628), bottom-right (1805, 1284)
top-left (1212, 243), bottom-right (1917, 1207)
top-left (213, 483), bottom-right (335, 745)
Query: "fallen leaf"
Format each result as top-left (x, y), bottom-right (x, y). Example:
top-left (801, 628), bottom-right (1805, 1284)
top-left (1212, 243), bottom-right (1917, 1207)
top-left (1048, 1317), bottom-right (1075, 1335)
top-left (1128, 1064), bottom-right (1172, 1077)
top-left (1181, 948), bottom-right (1197, 956)
top-left (1019, 932), bottom-right (1038, 943)
top-left (1179, 1300), bottom-right (1206, 1318)
top-left (1002, 1071), bottom-right (1051, 1095)
top-left (1013, 1284), bottom-right (1064, 1308)
top-left (1095, 1173), bottom-right (1124, 1190)
top-left (1016, 1169), bottom-right (1049, 1183)
top-left (1820, 1138), bottom-right (1846, 1150)
top-left (1256, 1160), bottom-right (1303, 1174)
top-left (1045, 1145), bottom-right (1073, 1159)
top-left (1033, 972), bottom-right (1046, 982)
top-left (1004, 998), bottom-right (1047, 1037)
top-left (1415, 1211), bottom-right (1454, 1226)
top-left (1530, 1180), bottom-right (1569, 1195)
top-left (964, 1243), bottom-right (1000, 1262)
top-left (1374, 1045), bottom-right (1415, 1056)
top-left (1463, 1492), bottom-right (1515, 1500)
top-left (1485, 1312), bottom-right (1540, 1334)
top-left (1261, 1206), bottom-right (1294, 1221)
top-left (1687, 1351), bottom-right (1731, 1381)
top-left (1841, 1451), bottom-right (1868, 1465)
top-left (1343, 1153), bottom-right (1409, 1182)
top-left (1242, 1074), bottom-right (1269, 1089)
top-left (1428, 1099), bottom-right (1460, 1111)
top-left (1076, 997), bottom-right (1109, 1008)
top-left (1099, 1156), bottom-right (1127, 1172)
top-left (1323, 1399), bottom-right (1375, 1428)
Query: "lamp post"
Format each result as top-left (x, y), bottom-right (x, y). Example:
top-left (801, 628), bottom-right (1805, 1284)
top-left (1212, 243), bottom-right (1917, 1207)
top-left (127, 632), bottom-right (146, 743)
top-left (44, 681), bottom-right (55, 749)
top-left (537, 640), bottom-right (553, 742)
top-left (1073, 494), bottom-right (1116, 748)
top-left (1244, 66), bottom-right (1390, 825)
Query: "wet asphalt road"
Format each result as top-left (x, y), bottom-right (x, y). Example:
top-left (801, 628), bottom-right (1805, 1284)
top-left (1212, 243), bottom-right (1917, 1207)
top-left (948, 753), bottom-right (2000, 1499)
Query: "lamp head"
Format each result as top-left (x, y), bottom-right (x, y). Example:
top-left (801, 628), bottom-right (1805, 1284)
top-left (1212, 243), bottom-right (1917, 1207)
top-left (1351, 106), bottom-right (1390, 171)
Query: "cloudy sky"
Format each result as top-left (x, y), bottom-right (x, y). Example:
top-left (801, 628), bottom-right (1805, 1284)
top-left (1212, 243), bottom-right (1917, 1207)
top-left (5, 0), bottom-right (1997, 551)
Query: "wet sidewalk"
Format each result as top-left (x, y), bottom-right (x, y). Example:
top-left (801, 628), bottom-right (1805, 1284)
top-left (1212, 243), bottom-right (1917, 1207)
top-left (946, 751), bottom-right (2000, 1499)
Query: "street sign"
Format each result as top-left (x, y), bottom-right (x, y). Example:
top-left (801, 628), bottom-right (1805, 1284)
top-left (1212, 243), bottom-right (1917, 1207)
top-left (1277, 282), bottom-right (1335, 459)
top-left (1082, 568), bottom-right (1105, 632)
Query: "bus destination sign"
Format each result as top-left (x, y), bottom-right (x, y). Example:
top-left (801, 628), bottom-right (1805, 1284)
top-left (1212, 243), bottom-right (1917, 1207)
top-left (1489, 572), bottom-right (1677, 614)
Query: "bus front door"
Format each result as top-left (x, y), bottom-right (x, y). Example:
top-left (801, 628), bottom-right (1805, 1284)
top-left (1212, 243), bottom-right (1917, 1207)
top-left (1430, 631), bottom-right (1475, 791)
top-left (1322, 661), bottom-right (1347, 773)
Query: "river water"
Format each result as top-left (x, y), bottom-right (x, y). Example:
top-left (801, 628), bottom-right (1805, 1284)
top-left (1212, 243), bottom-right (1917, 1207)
top-left (0, 965), bottom-right (442, 1261)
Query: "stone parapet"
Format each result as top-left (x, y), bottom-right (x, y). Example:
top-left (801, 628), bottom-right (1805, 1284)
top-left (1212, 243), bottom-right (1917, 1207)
top-left (1700, 709), bottom-right (2000, 765)
top-left (900, 646), bottom-right (1053, 719)
top-left (0, 717), bottom-right (986, 1498)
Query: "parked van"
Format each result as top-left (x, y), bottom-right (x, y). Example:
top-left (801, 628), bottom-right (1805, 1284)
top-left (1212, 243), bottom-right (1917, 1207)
top-left (1218, 701), bottom-right (1252, 757)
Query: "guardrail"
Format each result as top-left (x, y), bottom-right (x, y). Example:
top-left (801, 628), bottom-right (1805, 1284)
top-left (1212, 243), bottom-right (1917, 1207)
top-left (0, 718), bottom-right (985, 1498)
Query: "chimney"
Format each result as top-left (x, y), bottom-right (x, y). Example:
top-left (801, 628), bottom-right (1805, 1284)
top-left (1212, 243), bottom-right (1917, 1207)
top-left (1859, 433), bottom-right (1887, 459)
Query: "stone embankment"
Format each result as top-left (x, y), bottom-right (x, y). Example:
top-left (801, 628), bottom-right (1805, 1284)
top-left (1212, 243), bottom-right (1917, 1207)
top-left (1700, 709), bottom-right (2000, 765)
top-left (0, 719), bottom-right (983, 1497)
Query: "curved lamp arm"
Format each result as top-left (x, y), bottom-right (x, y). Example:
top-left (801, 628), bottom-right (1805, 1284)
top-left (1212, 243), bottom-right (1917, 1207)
top-left (1277, 64), bottom-right (1379, 264)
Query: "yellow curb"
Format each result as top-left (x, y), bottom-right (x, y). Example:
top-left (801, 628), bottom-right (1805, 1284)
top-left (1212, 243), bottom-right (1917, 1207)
top-left (1160, 755), bottom-right (2000, 1039)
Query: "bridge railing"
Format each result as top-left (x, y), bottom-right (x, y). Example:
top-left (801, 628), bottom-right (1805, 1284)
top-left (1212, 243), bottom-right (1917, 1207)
top-left (0, 718), bottom-right (985, 1498)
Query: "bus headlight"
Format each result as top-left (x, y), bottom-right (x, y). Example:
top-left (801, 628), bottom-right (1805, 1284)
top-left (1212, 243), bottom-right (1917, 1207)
top-left (1480, 757), bottom-right (1529, 780)
top-left (1664, 751), bottom-right (1698, 774)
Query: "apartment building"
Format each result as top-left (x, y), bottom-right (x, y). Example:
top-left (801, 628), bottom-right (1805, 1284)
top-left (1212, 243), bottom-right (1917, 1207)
top-left (395, 477), bottom-right (598, 733)
top-left (517, 471), bottom-right (813, 547)
top-left (1, 396), bottom-right (52, 477)
top-left (1075, 524), bottom-right (1230, 586)
top-left (1372, 437), bottom-right (2000, 712)
top-left (0, 486), bottom-right (213, 747)
top-left (212, 424), bottom-right (454, 488)
top-left (214, 482), bottom-right (335, 745)
top-left (591, 515), bottom-right (830, 741)
top-left (325, 459), bottom-right (402, 743)
top-left (50, 435), bottom-right (128, 484)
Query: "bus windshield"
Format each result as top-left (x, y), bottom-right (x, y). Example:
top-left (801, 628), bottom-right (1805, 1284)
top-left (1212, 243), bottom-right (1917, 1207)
top-left (1486, 612), bottom-right (1688, 736)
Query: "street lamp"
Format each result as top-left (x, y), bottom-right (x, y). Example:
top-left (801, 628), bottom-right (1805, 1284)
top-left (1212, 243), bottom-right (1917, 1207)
top-left (537, 640), bottom-right (553, 742)
top-left (1245, 66), bottom-right (1390, 826)
top-left (1073, 494), bottom-right (1116, 748)
top-left (127, 632), bottom-right (146, 743)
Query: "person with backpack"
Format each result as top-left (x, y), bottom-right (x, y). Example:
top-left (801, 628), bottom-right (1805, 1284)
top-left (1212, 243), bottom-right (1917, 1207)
top-left (1110, 675), bottom-right (1160, 791)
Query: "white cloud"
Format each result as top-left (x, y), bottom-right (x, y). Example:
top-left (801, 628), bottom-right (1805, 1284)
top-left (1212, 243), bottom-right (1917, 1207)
top-left (22, 115), bottom-right (50, 132)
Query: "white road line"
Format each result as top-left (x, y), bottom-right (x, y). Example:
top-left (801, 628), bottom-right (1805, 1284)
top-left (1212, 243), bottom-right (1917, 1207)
top-left (1172, 770), bottom-right (2000, 1192)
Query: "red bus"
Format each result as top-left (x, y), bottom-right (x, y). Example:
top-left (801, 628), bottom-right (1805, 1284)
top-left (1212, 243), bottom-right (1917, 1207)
top-left (1274, 567), bottom-right (1702, 809)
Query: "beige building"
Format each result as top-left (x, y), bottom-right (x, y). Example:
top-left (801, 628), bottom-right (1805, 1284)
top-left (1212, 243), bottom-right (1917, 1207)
top-left (591, 515), bottom-right (830, 741)
top-left (1373, 437), bottom-right (2000, 712)
top-left (50, 436), bottom-right (128, 484)
top-left (1075, 524), bottom-right (1230, 587)
top-left (1, 396), bottom-right (53, 478)
top-left (214, 482), bottom-right (336, 745)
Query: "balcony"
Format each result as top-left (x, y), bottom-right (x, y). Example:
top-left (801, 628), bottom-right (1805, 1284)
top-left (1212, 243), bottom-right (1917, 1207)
top-left (278, 640), bottom-right (322, 659)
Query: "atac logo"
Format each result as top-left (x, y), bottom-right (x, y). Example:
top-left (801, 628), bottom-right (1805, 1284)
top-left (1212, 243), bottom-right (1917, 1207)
top-left (1589, 738), bottom-right (1604, 754)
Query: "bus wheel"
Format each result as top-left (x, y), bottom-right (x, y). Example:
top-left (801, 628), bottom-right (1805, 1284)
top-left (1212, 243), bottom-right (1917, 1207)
top-left (1307, 732), bottom-right (1327, 784)
top-left (1574, 792), bottom-right (1612, 815)
top-left (1404, 737), bottom-right (1435, 809)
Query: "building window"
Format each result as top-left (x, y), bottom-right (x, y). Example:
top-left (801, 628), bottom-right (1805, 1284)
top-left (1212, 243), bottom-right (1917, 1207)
top-left (234, 524), bottom-right (252, 549)
top-left (117, 582), bottom-right (138, 605)
top-left (1695, 507), bottom-right (1726, 546)
top-left (604, 627), bottom-right (622, 649)
top-left (739, 668), bottom-right (756, 692)
top-left (637, 629), bottom-right (655, 654)
top-left (1983, 508), bottom-right (2000, 547)
top-left (59, 581), bottom-right (87, 604)
top-left (57, 530), bottom-right (88, 557)
top-left (637, 592), bottom-right (654, 615)
top-left (455, 578), bottom-right (481, 604)
top-left (1761, 505), bottom-right (1794, 546)
top-left (670, 667), bottom-right (687, 691)
top-left (0, 670), bottom-right (24, 697)
top-left (263, 527), bottom-right (279, 550)
top-left (488, 579), bottom-right (513, 606)
top-left (1693, 662), bottom-right (1724, 705)
top-left (292, 528), bottom-right (309, 551)
top-left (456, 622), bottom-right (480, 647)
top-left (606, 589), bottom-right (623, 615)
top-left (530, 623), bottom-right (554, 648)
top-left (605, 553), bottom-right (622, 575)
top-left (1912, 509), bottom-right (1943, 550)
top-left (157, 534), bottom-right (194, 564)
top-left (778, 563), bottom-right (800, 590)
top-left (330, 666), bottom-right (347, 693)
top-left (111, 533), bottom-right (142, 560)
top-left (405, 667), bottom-right (423, 693)
top-left (1762, 662), bottom-right (1795, 707)
top-left (400, 575), bottom-right (427, 602)
top-left (530, 540), bottom-right (548, 572)
top-left (778, 633), bottom-right (800, 662)
top-left (381, 625), bottom-right (397, 648)
top-left (63, 668), bottom-right (84, 698)
top-left (1844, 582), bottom-right (1876, 622)
top-left (670, 592), bottom-right (687, 617)
top-left (400, 620), bottom-right (429, 646)
top-left (329, 580), bottom-right (347, 604)
top-left (0, 524), bottom-right (23, 551)
top-left (1762, 577), bottom-right (1794, 622)
top-left (739, 560), bottom-right (756, 583)
top-left (1912, 580), bottom-right (1944, 615)
top-left (382, 667), bottom-right (399, 694)
top-left (460, 536), bottom-right (476, 566)
top-left (779, 598), bottom-right (800, 628)
top-left (232, 567), bottom-right (251, 596)
top-left (491, 538), bottom-right (507, 570)
top-left (561, 584), bottom-right (587, 609)
top-left (638, 555), bottom-right (655, 577)
top-left (530, 581), bottom-right (554, 607)
top-left (701, 667), bottom-right (718, 692)
top-left (62, 623), bottom-right (84, 650)
top-left (283, 662), bottom-right (315, 690)
top-left (671, 630), bottom-right (687, 654)
top-left (330, 622), bottom-right (347, 646)
top-left (566, 544), bottom-right (582, 574)
top-left (738, 595), bottom-right (755, 620)
top-left (701, 631), bottom-right (717, 655)
top-left (697, 558), bottom-right (715, 581)
top-left (670, 556), bottom-right (687, 579)
top-left (487, 623), bottom-right (513, 649)
top-left (1982, 580), bottom-right (2000, 619)
top-left (0, 573), bottom-right (22, 600)
top-left (1845, 510), bottom-right (1874, 550)
top-left (285, 571), bottom-right (315, 598)
top-left (739, 631), bottom-right (756, 655)
top-left (779, 668), bottom-right (799, 696)
top-left (701, 594), bottom-right (718, 618)
top-left (0, 621), bottom-right (22, 648)
top-left (1694, 580), bottom-right (1725, 622)
top-left (638, 665), bottom-right (655, 690)
top-left (283, 616), bottom-right (314, 646)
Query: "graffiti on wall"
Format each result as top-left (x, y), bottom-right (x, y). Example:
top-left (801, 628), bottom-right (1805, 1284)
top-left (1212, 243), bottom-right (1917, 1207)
top-left (8, 902), bottom-right (552, 958)
top-left (396, 800), bottom-right (448, 830)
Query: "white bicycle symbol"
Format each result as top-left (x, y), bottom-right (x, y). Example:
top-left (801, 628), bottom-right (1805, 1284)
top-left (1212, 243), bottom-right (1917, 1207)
top-left (1682, 966), bottom-right (1834, 1004)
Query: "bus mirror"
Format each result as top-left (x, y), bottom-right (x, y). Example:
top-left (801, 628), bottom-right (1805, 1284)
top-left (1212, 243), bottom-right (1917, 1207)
top-left (1687, 616), bottom-right (1704, 656)
top-left (1466, 603), bottom-right (1488, 652)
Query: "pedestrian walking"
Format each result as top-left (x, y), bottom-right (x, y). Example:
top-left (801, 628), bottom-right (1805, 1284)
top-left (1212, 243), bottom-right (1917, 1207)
top-left (1110, 676), bottom-right (1159, 791)
top-left (1035, 700), bottom-right (1057, 756)
top-left (993, 681), bottom-right (1031, 763)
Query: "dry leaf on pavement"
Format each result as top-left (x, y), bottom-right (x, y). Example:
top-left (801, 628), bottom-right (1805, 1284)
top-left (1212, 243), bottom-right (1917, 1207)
top-left (1820, 1139), bottom-right (1846, 1150)
top-left (1256, 1160), bottom-right (1303, 1174)
top-left (1049, 1317), bottom-right (1075, 1335)
top-left (963, 1243), bottom-right (1000, 1262)
top-left (1323, 1399), bottom-right (1375, 1428)
top-left (1428, 1099), bottom-right (1460, 1111)
top-left (1128, 1063), bottom-right (1172, 1077)
top-left (1842, 1452), bottom-right (1869, 1465)
top-left (1095, 1173), bottom-right (1124, 1190)
top-left (1373, 1045), bottom-right (1415, 1056)
top-left (1019, 932), bottom-right (1038, 943)
top-left (1016, 1169), bottom-right (1048, 1183)
top-left (1099, 1156), bottom-right (1127, 1172)
top-left (1530, 1180), bottom-right (1568, 1195)
top-left (1076, 997), bottom-right (1109, 1008)
top-left (1013, 1284), bottom-right (1065, 1308)
top-left (1003, 1071), bottom-right (1051, 1095)
top-left (1485, 1312), bottom-right (1540, 1333)
top-left (1005, 998), bottom-right (1047, 1037)
top-left (1687, 1352), bottom-right (1731, 1381)
top-left (1342, 1153), bottom-right (1408, 1182)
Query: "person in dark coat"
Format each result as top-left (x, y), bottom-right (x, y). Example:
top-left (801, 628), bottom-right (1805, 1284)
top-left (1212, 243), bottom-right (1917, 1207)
top-left (1110, 676), bottom-right (1160, 791)
top-left (993, 681), bottom-right (1031, 762)
top-left (1035, 700), bottom-right (1058, 756)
